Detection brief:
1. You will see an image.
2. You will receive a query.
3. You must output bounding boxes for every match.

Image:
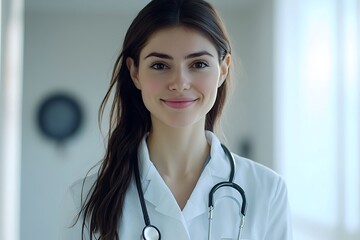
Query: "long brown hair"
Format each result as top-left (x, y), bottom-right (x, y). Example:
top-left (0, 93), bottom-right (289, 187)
top-left (79, 0), bottom-right (232, 239)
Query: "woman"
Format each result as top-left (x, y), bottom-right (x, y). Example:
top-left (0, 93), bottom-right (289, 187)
top-left (63, 0), bottom-right (292, 239)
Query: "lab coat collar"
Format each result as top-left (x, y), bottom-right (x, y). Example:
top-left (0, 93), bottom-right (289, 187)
top-left (136, 131), bottom-right (232, 221)
top-left (205, 131), bottom-right (232, 181)
top-left (137, 136), bottom-right (184, 222)
top-left (182, 131), bottom-right (232, 221)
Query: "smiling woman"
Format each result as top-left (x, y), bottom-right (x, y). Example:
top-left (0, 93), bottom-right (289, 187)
top-left (127, 26), bottom-right (230, 129)
top-left (62, 1), bottom-right (292, 239)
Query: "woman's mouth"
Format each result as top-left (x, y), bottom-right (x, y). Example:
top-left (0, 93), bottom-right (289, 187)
top-left (161, 98), bottom-right (198, 109)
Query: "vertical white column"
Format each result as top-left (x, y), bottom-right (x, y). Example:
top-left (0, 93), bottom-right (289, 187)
top-left (341, 0), bottom-right (360, 235)
top-left (0, 0), bottom-right (24, 239)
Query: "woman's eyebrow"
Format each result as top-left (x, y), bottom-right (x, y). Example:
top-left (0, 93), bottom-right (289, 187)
top-left (144, 51), bottom-right (214, 60)
top-left (144, 52), bottom-right (173, 60)
top-left (185, 51), bottom-right (214, 59)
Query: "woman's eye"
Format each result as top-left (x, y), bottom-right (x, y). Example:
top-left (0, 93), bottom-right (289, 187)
top-left (150, 63), bottom-right (168, 70)
top-left (192, 61), bottom-right (209, 69)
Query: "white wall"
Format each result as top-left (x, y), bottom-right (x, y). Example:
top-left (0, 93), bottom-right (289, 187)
top-left (221, 0), bottom-right (275, 167)
top-left (21, 11), bottom-right (135, 239)
top-left (21, 2), bottom-right (275, 239)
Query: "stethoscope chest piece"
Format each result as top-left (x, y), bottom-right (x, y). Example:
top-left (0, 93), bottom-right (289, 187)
top-left (141, 225), bottom-right (161, 240)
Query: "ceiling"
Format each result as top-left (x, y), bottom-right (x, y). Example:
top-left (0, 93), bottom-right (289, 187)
top-left (25, 0), bottom-right (258, 14)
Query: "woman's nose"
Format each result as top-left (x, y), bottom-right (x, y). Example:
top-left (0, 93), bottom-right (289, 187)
top-left (168, 69), bottom-right (191, 91)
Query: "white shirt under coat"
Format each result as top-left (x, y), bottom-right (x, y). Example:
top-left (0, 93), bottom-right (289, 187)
top-left (62, 131), bottom-right (292, 240)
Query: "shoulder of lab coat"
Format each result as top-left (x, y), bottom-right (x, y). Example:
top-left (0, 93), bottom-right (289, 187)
top-left (206, 131), bottom-right (293, 239)
top-left (235, 155), bottom-right (293, 239)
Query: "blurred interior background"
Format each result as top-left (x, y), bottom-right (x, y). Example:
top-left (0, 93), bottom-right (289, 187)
top-left (1, 0), bottom-right (359, 239)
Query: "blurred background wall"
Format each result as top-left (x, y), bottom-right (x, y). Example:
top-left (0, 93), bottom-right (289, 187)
top-left (1, 0), bottom-right (359, 239)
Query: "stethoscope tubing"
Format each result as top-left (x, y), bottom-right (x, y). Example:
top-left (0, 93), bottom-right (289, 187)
top-left (208, 181), bottom-right (247, 216)
top-left (135, 144), bottom-right (246, 240)
top-left (207, 145), bottom-right (247, 240)
top-left (134, 159), bottom-right (151, 227)
top-left (135, 159), bottom-right (162, 239)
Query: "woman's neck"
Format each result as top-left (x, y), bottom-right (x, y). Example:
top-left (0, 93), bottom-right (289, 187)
top-left (146, 119), bottom-right (211, 209)
top-left (146, 122), bottom-right (210, 178)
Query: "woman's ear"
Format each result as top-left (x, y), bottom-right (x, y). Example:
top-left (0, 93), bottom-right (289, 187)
top-left (126, 57), bottom-right (141, 90)
top-left (218, 53), bottom-right (231, 87)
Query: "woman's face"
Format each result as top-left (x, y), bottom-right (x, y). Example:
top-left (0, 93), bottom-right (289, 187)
top-left (127, 26), bottom-right (230, 130)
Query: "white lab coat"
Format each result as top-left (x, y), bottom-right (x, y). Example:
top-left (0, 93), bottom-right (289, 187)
top-left (61, 131), bottom-right (292, 239)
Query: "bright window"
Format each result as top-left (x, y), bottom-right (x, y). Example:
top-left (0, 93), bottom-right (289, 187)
top-left (275, 0), bottom-right (360, 239)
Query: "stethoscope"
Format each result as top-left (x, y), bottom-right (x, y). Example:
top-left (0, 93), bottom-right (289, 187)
top-left (134, 144), bottom-right (247, 240)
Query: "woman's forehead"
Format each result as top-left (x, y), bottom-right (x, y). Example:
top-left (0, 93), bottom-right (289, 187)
top-left (140, 26), bottom-right (218, 58)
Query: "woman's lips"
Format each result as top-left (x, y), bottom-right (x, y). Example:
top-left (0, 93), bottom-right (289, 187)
top-left (161, 98), bottom-right (198, 109)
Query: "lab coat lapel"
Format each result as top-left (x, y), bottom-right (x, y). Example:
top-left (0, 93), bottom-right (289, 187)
top-left (182, 167), bottom-right (216, 221)
top-left (137, 136), bottom-right (184, 222)
top-left (182, 131), bottom-right (231, 221)
top-left (143, 167), bottom-right (183, 221)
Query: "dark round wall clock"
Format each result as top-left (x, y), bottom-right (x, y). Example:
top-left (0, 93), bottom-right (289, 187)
top-left (37, 93), bottom-right (83, 144)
